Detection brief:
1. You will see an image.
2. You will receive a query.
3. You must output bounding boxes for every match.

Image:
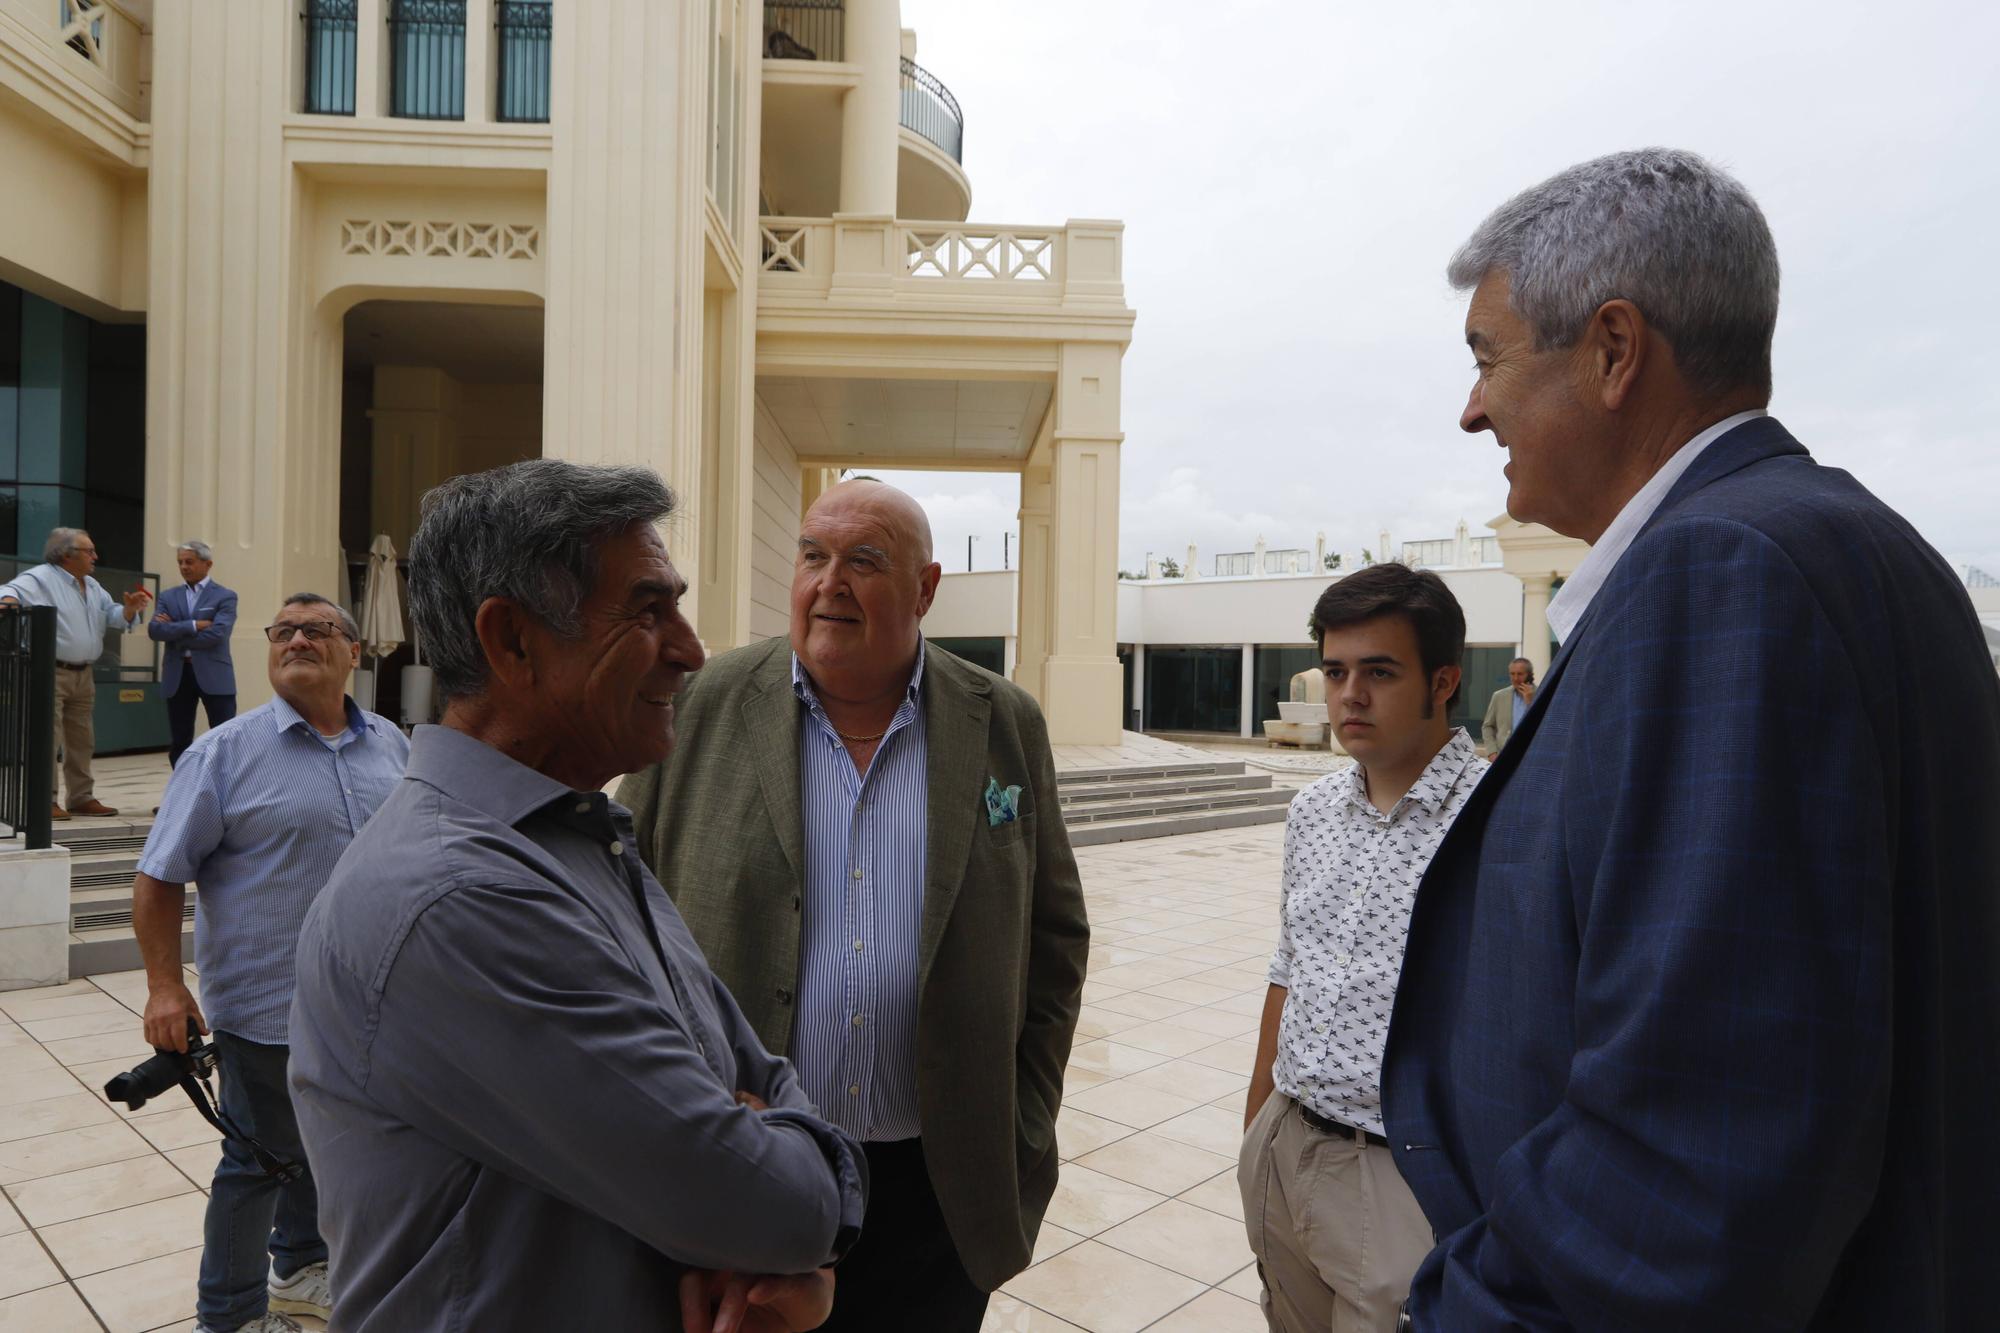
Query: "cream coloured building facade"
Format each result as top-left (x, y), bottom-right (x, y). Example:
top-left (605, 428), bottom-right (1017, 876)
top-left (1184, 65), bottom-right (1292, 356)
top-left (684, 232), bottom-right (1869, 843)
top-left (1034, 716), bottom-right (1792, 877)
top-left (0, 0), bottom-right (1135, 742)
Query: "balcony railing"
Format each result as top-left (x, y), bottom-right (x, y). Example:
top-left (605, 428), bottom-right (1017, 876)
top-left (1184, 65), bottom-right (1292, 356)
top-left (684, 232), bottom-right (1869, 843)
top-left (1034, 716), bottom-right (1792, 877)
top-left (899, 57), bottom-right (962, 163)
top-left (495, 1), bottom-right (552, 122)
top-left (763, 1), bottom-right (842, 61)
top-left (758, 217), bottom-right (1125, 307)
top-left (389, 0), bottom-right (467, 120)
top-left (303, 0), bottom-right (360, 115)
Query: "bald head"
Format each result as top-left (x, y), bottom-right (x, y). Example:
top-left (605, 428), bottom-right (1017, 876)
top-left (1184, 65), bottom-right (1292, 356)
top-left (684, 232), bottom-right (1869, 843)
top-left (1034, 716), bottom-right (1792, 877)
top-left (790, 478), bottom-right (943, 704)
top-left (809, 479), bottom-right (934, 564)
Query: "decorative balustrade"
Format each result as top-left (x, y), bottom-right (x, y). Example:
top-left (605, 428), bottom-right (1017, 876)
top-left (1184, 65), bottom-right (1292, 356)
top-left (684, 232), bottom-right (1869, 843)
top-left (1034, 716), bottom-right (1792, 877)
top-left (389, 0), bottom-right (467, 120)
top-left (37, 0), bottom-right (146, 116)
top-left (495, 1), bottom-right (553, 122)
top-left (899, 56), bottom-right (962, 162)
top-left (757, 218), bottom-right (1124, 306)
top-left (304, 0), bottom-right (360, 115)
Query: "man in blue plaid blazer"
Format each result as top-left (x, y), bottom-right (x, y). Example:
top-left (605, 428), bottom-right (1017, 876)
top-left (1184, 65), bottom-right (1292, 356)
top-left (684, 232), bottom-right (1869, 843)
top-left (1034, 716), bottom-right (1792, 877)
top-left (1381, 149), bottom-right (2000, 1331)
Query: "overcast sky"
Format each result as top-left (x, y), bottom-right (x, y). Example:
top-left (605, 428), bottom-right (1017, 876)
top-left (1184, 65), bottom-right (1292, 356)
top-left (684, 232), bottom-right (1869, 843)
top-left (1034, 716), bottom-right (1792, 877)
top-left (870, 0), bottom-right (2000, 581)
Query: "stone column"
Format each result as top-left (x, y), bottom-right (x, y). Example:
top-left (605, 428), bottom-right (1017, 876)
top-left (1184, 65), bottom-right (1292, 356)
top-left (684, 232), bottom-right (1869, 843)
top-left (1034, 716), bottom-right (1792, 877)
top-left (1039, 342), bottom-right (1124, 745)
top-left (1014, 458), bottom-right (1052, 706)
top-left (1239, 643), bottom-right (1256, 739)
top-left (838, 0), bottom-right (900, 215)
top-left (464, 0), bottom-right (495, 123)
top-left (145, 2), bottom-right (324, 713)
top-left (542, 0), bottom-right (703, 573)
top-left (1519, 573), bottom-right (1555, 680)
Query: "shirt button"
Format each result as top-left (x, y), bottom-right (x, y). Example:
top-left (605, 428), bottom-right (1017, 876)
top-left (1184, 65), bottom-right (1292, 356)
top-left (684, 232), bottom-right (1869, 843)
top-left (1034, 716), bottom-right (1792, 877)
top-left (851, 1014), bottom-right (863, 1028)
top-left (853, 940), bottom-right (864, 952)
top-left (851, 868), bottom-right (863, 880)
top-left (609, 841), bottom-right (625, 857)
top-left (848, 1084), bottom-right (860, 1096)
top-left (574, 801), bottom-right (591, 814)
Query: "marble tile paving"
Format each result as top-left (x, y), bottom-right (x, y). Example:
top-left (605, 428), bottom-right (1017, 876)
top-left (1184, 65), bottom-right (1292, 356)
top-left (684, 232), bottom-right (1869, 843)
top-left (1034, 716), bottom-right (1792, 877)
top-left (0, 818), bottom-right (1286, 1331)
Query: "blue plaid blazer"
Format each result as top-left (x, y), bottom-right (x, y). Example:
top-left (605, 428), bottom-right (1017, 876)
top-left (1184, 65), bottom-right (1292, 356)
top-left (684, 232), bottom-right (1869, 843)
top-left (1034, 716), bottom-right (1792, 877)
top-left (1382, 417), bottom-right (2000, 1330)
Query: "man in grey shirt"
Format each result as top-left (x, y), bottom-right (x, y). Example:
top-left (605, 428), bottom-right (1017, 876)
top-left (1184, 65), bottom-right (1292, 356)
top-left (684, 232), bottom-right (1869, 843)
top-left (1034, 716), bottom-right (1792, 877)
top-left (289, 460), bottom-right (867, 1331)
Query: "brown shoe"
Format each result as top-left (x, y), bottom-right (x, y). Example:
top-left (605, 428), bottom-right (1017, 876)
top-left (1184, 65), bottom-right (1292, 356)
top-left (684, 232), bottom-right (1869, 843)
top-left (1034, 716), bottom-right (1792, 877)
top-left (51, 803), bottom-right (71, 821)
top-left (68, 799), bottom-right (119, 817)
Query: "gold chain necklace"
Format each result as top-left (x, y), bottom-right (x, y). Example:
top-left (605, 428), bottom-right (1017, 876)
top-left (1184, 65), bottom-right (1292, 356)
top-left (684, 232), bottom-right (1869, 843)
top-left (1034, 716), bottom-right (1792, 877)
top-left (834, 727), bottom-right (888, 744)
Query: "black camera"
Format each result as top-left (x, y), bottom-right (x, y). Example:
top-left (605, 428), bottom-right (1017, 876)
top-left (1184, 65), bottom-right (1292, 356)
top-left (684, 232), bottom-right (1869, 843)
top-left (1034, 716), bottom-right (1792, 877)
top-left (104, 1020), bottom-right (215, 1111)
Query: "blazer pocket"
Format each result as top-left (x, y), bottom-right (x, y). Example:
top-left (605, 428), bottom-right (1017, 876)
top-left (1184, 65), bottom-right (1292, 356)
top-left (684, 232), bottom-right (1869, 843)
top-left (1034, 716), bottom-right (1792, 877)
top-left (988, 810), bottom-right (1035, 848)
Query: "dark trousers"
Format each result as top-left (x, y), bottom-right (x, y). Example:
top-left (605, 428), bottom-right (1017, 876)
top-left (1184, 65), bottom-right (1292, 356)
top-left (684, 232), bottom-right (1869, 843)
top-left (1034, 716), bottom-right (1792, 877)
top-left (166, 671), bottom-right (235, 767)
top-left (197, 1032), bottom-right (324, 1329)
top-left (817, 1137), bottom-right (988, 1333)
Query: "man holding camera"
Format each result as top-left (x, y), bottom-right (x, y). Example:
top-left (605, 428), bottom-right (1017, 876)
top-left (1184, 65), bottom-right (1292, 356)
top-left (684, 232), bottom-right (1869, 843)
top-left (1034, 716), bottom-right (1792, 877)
top-left (132, 592), bottom-right (409, 1333)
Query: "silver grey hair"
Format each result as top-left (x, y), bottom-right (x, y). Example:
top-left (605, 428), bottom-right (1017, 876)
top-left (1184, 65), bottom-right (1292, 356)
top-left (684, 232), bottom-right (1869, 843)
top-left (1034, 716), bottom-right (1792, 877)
top-left (408, 459), bottom-right (677, 702)
top-left (1447, 147), bottom-right (1780, 399)
top-left (282, 592), bottom-right (360, 642)
top-left (42, 527), bottom-right (87, 564)
top-left (175, 540), bottom-right (213, 562)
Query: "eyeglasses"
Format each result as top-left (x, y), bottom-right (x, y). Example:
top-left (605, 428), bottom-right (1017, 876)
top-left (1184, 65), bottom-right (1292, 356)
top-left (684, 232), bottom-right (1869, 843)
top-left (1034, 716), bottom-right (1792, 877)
top-left (262, 622), bottom-right (349, 644)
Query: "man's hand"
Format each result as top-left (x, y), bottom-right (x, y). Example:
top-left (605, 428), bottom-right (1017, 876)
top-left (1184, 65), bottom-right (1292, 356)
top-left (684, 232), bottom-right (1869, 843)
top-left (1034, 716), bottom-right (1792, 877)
top-left (142, 981), bottom-right (207, 1053)
top-left (194, 620), bottom-right (213, 630)
top-left (734, 1090), bottom-right (769, 1112)
top-left (678, 1268), bottom-right (835, 1333)
top-left (152, 609), bottom-right (174, 623)
top-left (122, 587), bottom-right (152, 617)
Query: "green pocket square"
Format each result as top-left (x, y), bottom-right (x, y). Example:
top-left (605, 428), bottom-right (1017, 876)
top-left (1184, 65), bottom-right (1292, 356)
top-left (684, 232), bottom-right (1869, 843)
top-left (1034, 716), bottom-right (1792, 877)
top-left (984, 776), bottom-right (1024, 827)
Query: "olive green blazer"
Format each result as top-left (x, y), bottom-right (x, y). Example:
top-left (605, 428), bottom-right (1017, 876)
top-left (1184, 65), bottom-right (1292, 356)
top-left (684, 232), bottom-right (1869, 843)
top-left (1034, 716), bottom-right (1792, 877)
top-left (617, 637), bottom-right (1089, 1291)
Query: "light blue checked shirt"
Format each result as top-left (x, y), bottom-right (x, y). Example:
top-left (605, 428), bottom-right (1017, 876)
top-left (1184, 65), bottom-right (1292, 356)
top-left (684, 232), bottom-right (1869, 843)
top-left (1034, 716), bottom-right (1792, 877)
top-left (0, 562), bottom-right (138, 662)
top-left (139, 695), bottom-right (409, 1044)
top-left (791, 646), bottom-right (927, 1141)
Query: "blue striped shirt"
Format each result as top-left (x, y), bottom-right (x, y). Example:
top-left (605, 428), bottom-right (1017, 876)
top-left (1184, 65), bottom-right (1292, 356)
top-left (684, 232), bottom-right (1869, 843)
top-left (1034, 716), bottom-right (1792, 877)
top-left (0, 563), bottom-right (138, 662)
top-left (791, 648), bottom-right (927, 1141)
top-left (138, 695), bottom-right (409, 1044)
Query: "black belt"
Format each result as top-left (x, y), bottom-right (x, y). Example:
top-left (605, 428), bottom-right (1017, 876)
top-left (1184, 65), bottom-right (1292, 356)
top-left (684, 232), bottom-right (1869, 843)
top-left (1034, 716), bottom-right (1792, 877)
top-left (1299, 1103), bottom-right (1389, 1148)
top-left (57, 660), bottom-right (95, 671)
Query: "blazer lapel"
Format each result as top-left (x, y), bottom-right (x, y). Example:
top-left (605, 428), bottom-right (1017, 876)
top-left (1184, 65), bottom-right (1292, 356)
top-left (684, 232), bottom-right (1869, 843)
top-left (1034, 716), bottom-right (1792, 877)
top-left (918, 645), bottom-right (992, 987)
top-left (740, 657), bottom-right (806, 884)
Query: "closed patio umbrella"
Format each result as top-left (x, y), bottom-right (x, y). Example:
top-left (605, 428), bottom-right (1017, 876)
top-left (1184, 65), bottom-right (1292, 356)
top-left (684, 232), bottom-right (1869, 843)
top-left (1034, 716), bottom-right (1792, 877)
top-left (358, 532), bottom-right (405, 660)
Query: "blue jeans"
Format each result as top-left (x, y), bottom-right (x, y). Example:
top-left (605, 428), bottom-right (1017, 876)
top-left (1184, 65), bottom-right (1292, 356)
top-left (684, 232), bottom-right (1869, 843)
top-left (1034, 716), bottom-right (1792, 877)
top-left (197, 1032), bottom-right (326, 1329)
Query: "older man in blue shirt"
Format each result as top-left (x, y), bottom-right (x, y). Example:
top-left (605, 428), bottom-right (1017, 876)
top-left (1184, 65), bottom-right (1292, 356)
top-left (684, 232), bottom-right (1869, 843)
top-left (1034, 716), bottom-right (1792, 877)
top-left (0, 526), bottom-right (152, 817)
top-left (290, 460), bottom-right (866, 1333)
top-left (133, 591), bottom-right (409, 1333)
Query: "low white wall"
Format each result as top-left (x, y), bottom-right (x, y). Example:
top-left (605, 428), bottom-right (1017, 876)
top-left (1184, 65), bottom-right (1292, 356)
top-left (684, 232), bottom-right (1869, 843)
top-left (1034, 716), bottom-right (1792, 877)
top-left (930, 570), bottom-right (1019, 638)
top-left (0, 845), bottom-right (72, 991)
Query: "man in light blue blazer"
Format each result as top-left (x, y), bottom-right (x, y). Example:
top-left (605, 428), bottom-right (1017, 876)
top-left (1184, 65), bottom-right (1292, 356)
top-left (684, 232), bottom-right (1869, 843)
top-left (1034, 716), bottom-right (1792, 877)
top-left (149, 540), bottom-right (238, 766)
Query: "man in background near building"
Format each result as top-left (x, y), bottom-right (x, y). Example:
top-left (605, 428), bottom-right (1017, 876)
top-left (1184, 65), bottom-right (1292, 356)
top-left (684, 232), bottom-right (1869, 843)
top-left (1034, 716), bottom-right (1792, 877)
top-left (0, 526), bottom-right (151, 819)
top-left (149, 540), bottom-right (238, 767)
top-left (1239, 563), bottom-right (1477, 1333)
top-left (1478, 656), bottom-right (1534, 757)
top-left (622, 477), bottom-right (1090, 1331)
top-left (133, 592), bottom-right (408, 1333)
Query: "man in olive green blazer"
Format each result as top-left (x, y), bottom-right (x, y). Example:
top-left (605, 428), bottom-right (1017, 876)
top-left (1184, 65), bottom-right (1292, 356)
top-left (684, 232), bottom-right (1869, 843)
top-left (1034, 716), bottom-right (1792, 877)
top-left (619, 479), bottom-right (1088, 1331)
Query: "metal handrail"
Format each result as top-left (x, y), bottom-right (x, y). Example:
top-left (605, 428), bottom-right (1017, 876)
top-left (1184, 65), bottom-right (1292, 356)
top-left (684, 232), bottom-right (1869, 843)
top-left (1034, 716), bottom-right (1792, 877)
top-left (301, 0), bottom-right (359, 114)
top-left (0, 606), bottom-right (57, 850)
top-left (899, 56), bottom-right (962, 163)
top-left (495, 1), bottom-right (552, 122)
top-left (389, 0), bottom-right (467, 120)
top-left (763, 0), bottom-right (843, 62)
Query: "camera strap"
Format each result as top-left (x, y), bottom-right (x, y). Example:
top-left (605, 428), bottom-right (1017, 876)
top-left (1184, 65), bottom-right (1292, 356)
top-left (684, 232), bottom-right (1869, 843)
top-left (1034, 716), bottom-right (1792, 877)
top-left (178, 1071), bottom-right (304, 1183)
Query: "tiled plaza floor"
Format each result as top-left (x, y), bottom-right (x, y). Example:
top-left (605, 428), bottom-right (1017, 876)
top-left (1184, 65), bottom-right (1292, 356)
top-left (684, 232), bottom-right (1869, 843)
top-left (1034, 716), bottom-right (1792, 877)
top-left (2, 812), bottom-right (1286, 1332)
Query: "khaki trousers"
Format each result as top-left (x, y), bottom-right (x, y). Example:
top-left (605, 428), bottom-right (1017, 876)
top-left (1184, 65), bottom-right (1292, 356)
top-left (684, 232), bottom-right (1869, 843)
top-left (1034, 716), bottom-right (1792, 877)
top-left (54, 664), bottom-right (96, 805)
top-left (1237, 1092), bottom-right (1433, 1333)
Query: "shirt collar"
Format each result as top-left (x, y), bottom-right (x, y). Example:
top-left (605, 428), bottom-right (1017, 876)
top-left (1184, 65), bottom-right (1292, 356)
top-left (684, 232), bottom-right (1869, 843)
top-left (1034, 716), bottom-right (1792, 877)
top-left (1338, 727), bottom-right (1479, 820)
top-left (403, 724), bottom-right (589, 828)
top-left (1545, 409), bottom-right (1767, 644)
top-left (268, 692), bottom-right (370, 744)
top-left (184, 576), bottom-right (211, 597)
top-left (790, 637), bottom-right (927, 712)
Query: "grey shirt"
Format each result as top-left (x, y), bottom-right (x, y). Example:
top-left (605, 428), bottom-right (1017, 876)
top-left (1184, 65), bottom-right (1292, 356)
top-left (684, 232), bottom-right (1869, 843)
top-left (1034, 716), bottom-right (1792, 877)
top-left (289, 725), bottom-right (867, 1331)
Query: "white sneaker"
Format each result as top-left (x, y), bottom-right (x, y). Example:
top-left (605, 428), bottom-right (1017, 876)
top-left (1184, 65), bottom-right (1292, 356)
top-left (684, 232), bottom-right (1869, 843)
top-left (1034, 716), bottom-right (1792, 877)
top-left (196, 1316), bottom-right (302, 1333)
top-left (268, 1261), bottom-right (333, 1318)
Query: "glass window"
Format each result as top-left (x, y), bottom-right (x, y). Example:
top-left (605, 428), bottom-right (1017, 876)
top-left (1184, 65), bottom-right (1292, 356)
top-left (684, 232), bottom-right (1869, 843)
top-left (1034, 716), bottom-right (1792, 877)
top-left (931, 636), bottom-right (1004, 676)
top-left (495, 1), bottom-right (552, 122)
top-left (390, 0), bottom-right (467, 120)
top-left (1144, 646), bottom-right (1241, 733)
top-left (303, 0), bottom-right (359, 114)
top-left (0, 282), bottom-right (19, 483)
top-left (706, 0), bottom-right (741, 233)
top-left (1450, 646), bottom-right (1519, 741)
top-left (1252, 644), bottom-right (1320, 729)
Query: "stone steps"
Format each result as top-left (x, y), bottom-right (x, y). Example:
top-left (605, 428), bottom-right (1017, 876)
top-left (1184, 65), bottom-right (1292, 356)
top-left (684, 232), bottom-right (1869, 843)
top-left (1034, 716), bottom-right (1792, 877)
top-left (55, 819), bottom-right (189, 978)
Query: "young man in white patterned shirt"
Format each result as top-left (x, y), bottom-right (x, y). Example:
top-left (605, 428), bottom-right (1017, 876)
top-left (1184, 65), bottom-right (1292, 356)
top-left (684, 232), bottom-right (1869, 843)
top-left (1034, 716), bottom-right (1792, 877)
top-left (1238, 562), bottom-right (1482, 1333)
